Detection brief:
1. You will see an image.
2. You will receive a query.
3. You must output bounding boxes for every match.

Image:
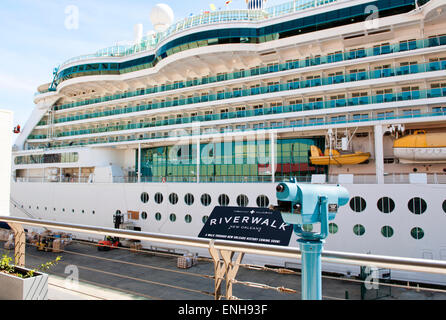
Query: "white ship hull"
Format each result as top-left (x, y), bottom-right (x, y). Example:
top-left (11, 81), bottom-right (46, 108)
top-left (10, 181), bottom-right (446, 285)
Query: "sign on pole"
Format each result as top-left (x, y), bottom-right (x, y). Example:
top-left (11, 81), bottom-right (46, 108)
top-left (199, 206), bottom-right (293, 246)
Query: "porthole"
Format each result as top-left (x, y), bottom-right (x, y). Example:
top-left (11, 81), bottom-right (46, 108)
top-left (140, 192), bottom-right (149, 203)
top-left (218, 194), bottom-right (229, 206)
top-left (184, 193), bottom-right (194, 206)
top-left (185, 215), bottom-right (192, 223)
top-left (141, 212), bottom-right (147, 220)
top-left (408, 197), bottom-right (427, 215)
top-left (349, 196), bottom-right (366, 212)
top-left (411, 227), bottom-right (424, 240)
top-left (154, 193), bottom-right (163, 204)
top-left (237, 194), bottom-right (249, 207)
top-left (81, 210), bottom-right (85, 214)
top-left (443, 200), bottom-right (446, 213)
top-left (377, 197), bottom-right (395, 214)
top-left (256, 195), bottom-right (269, 208)
top-left (92, 210), bottom-right (95, 215)
top-left (329, 223), bottom-right (338, 234)
top-left (201, 194), bottom-right (212, 207)
top-left (381, 226), bottom-right (394, 238)
top-left (202, 216), bottom-right (209, 224)
top-left (72, 209), bottom-right (75, 213)
top-left (169, 193), bottom-right (178, 205)
top-left (170, 213), bottom-right (177, 222)
top-left (353, 224), bottom-right (365, 236)
top-left (62, 208), bottom-right (65, 212)
top-left (155, 212), bottom-right (162, 221)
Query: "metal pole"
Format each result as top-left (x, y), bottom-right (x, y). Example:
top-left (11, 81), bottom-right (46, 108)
top-left (138, 143), bottom-right (141, 183)
top-left (196, 138), bottom-right (200, 183)
top-left (270, 131), bottom-right (275, 183)
top-left (299, 239), bottom-right (323, 300)
top-left (2, 216), bottom-right (446, 275)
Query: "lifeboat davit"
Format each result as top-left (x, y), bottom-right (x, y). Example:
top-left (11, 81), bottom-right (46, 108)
top-left (309, 146), bottom-right (371, 166)
top-left (393, 130), bottom-right (446, 163)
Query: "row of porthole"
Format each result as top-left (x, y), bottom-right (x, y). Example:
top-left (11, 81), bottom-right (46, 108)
top-left (141, 192), bottom-right (270, 208)
top-left (137, 212), bottom-right (427, 240)
top-left (18, 204), bottom-right (95, 215)
top-left (349, 196), bottom-right (446, 215)
top-left (313, 223), bottom-right (424, 240)
top-left (140, 211), bottom-right (206, 224)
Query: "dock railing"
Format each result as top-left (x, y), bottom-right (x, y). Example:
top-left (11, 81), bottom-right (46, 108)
top-left (1, 216), bottom-right (446, 300)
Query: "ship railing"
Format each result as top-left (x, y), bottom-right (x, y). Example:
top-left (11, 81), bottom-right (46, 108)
top-left (13, 174), bottom-right (446, 184)
top-left (1, 216), bottom-right (446, 301)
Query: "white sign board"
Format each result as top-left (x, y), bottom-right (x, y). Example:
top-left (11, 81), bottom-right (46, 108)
top-left (0, 110), bottom-right (12, 216)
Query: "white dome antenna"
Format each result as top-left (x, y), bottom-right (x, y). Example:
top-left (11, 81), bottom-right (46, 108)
top-left (150, 3), bottom-right (174, 32)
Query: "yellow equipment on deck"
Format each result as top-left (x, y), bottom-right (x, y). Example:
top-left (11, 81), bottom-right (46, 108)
top-left (309, 146), bottom-right (371, 166)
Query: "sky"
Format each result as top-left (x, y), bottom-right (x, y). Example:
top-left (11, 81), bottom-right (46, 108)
top-left (0, 0), bottom-right (286, 131)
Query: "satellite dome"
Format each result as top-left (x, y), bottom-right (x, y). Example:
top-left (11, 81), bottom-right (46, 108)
top-left (150, 3), bottom-right (174, 32)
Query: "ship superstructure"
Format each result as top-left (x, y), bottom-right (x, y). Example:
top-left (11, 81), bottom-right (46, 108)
top-left (10, 0), bottom-right (446, 284)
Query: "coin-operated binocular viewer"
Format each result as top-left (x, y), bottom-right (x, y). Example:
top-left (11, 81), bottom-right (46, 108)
top-left (272, 179), bottom-right (349, 300)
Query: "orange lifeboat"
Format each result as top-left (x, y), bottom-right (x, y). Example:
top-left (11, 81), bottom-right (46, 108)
top-left (393, 130), bottom-right (446, 163)
top-left (309, 146), bottom-right (371, 166)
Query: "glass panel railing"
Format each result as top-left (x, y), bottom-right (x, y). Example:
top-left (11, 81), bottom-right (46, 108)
top-left (52, 33), bottom-right (446, 112)
top-left (47, 87), bottom-right (446, 140)
top-left (46, 61), bottom-right (446, 126)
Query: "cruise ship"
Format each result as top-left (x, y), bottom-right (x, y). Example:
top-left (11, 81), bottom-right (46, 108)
top-left (10, 0), bottom-right (446, 285)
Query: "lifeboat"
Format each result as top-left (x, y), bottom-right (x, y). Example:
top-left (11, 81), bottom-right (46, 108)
top-left (309, 146), bottom-right (371, 166)
top-left (393, 130), bottom-right (446, 163)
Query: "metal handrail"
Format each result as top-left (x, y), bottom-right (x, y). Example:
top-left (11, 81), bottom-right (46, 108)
top-left (1, 216), bottom-right (446, 275)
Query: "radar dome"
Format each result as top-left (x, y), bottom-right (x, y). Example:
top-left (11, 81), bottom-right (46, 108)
top-left (150, 3), bottom-right (174, 32)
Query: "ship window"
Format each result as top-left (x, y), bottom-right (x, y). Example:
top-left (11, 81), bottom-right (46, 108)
top-left (381, 226), bottom-right (394, 238)
top-left (154, 193), bottom-right (163, 204)
top-left (237, 194), bottom-right (249, 207)
top-left (349, 196), bottom-right (366, 212)
top-left (256, 195), bottom-right (269, 208)
top-left (169, 213), bottom-right (176, 222)
top-left (218, 194), bottom-right (230, 206)
top-left (185, 215), bottom-right (192, 223)
top-left (353, 224), bottom-right (365, 236)
top-left (169, 193), bottom-right (178, 205)
top-left (202, 216), bottom-right (209, 224)
top-left (140, 192), bottom-right (149, 203)
top-left (155, 212), bottom-right (161, 221)
top-left (141, 212), bottom-right (147, 220)
top-left (377, 197), bottom-right (395, 214)
top-left (411, 227), bottom-right (424, 240)
top-left (201, 194), bottom-right (211, 207)
top-left (443, 200), bottom-right (446, 213)
top-left (329, 223), bottom-right (338, 234)
top-left (408, 197), bottom-right (427, 215)
top-left (184, 193), bottom-right (194, 206)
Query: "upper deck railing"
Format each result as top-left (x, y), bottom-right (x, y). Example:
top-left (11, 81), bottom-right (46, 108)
top-left (57, 0), bottom-right (341, 69)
